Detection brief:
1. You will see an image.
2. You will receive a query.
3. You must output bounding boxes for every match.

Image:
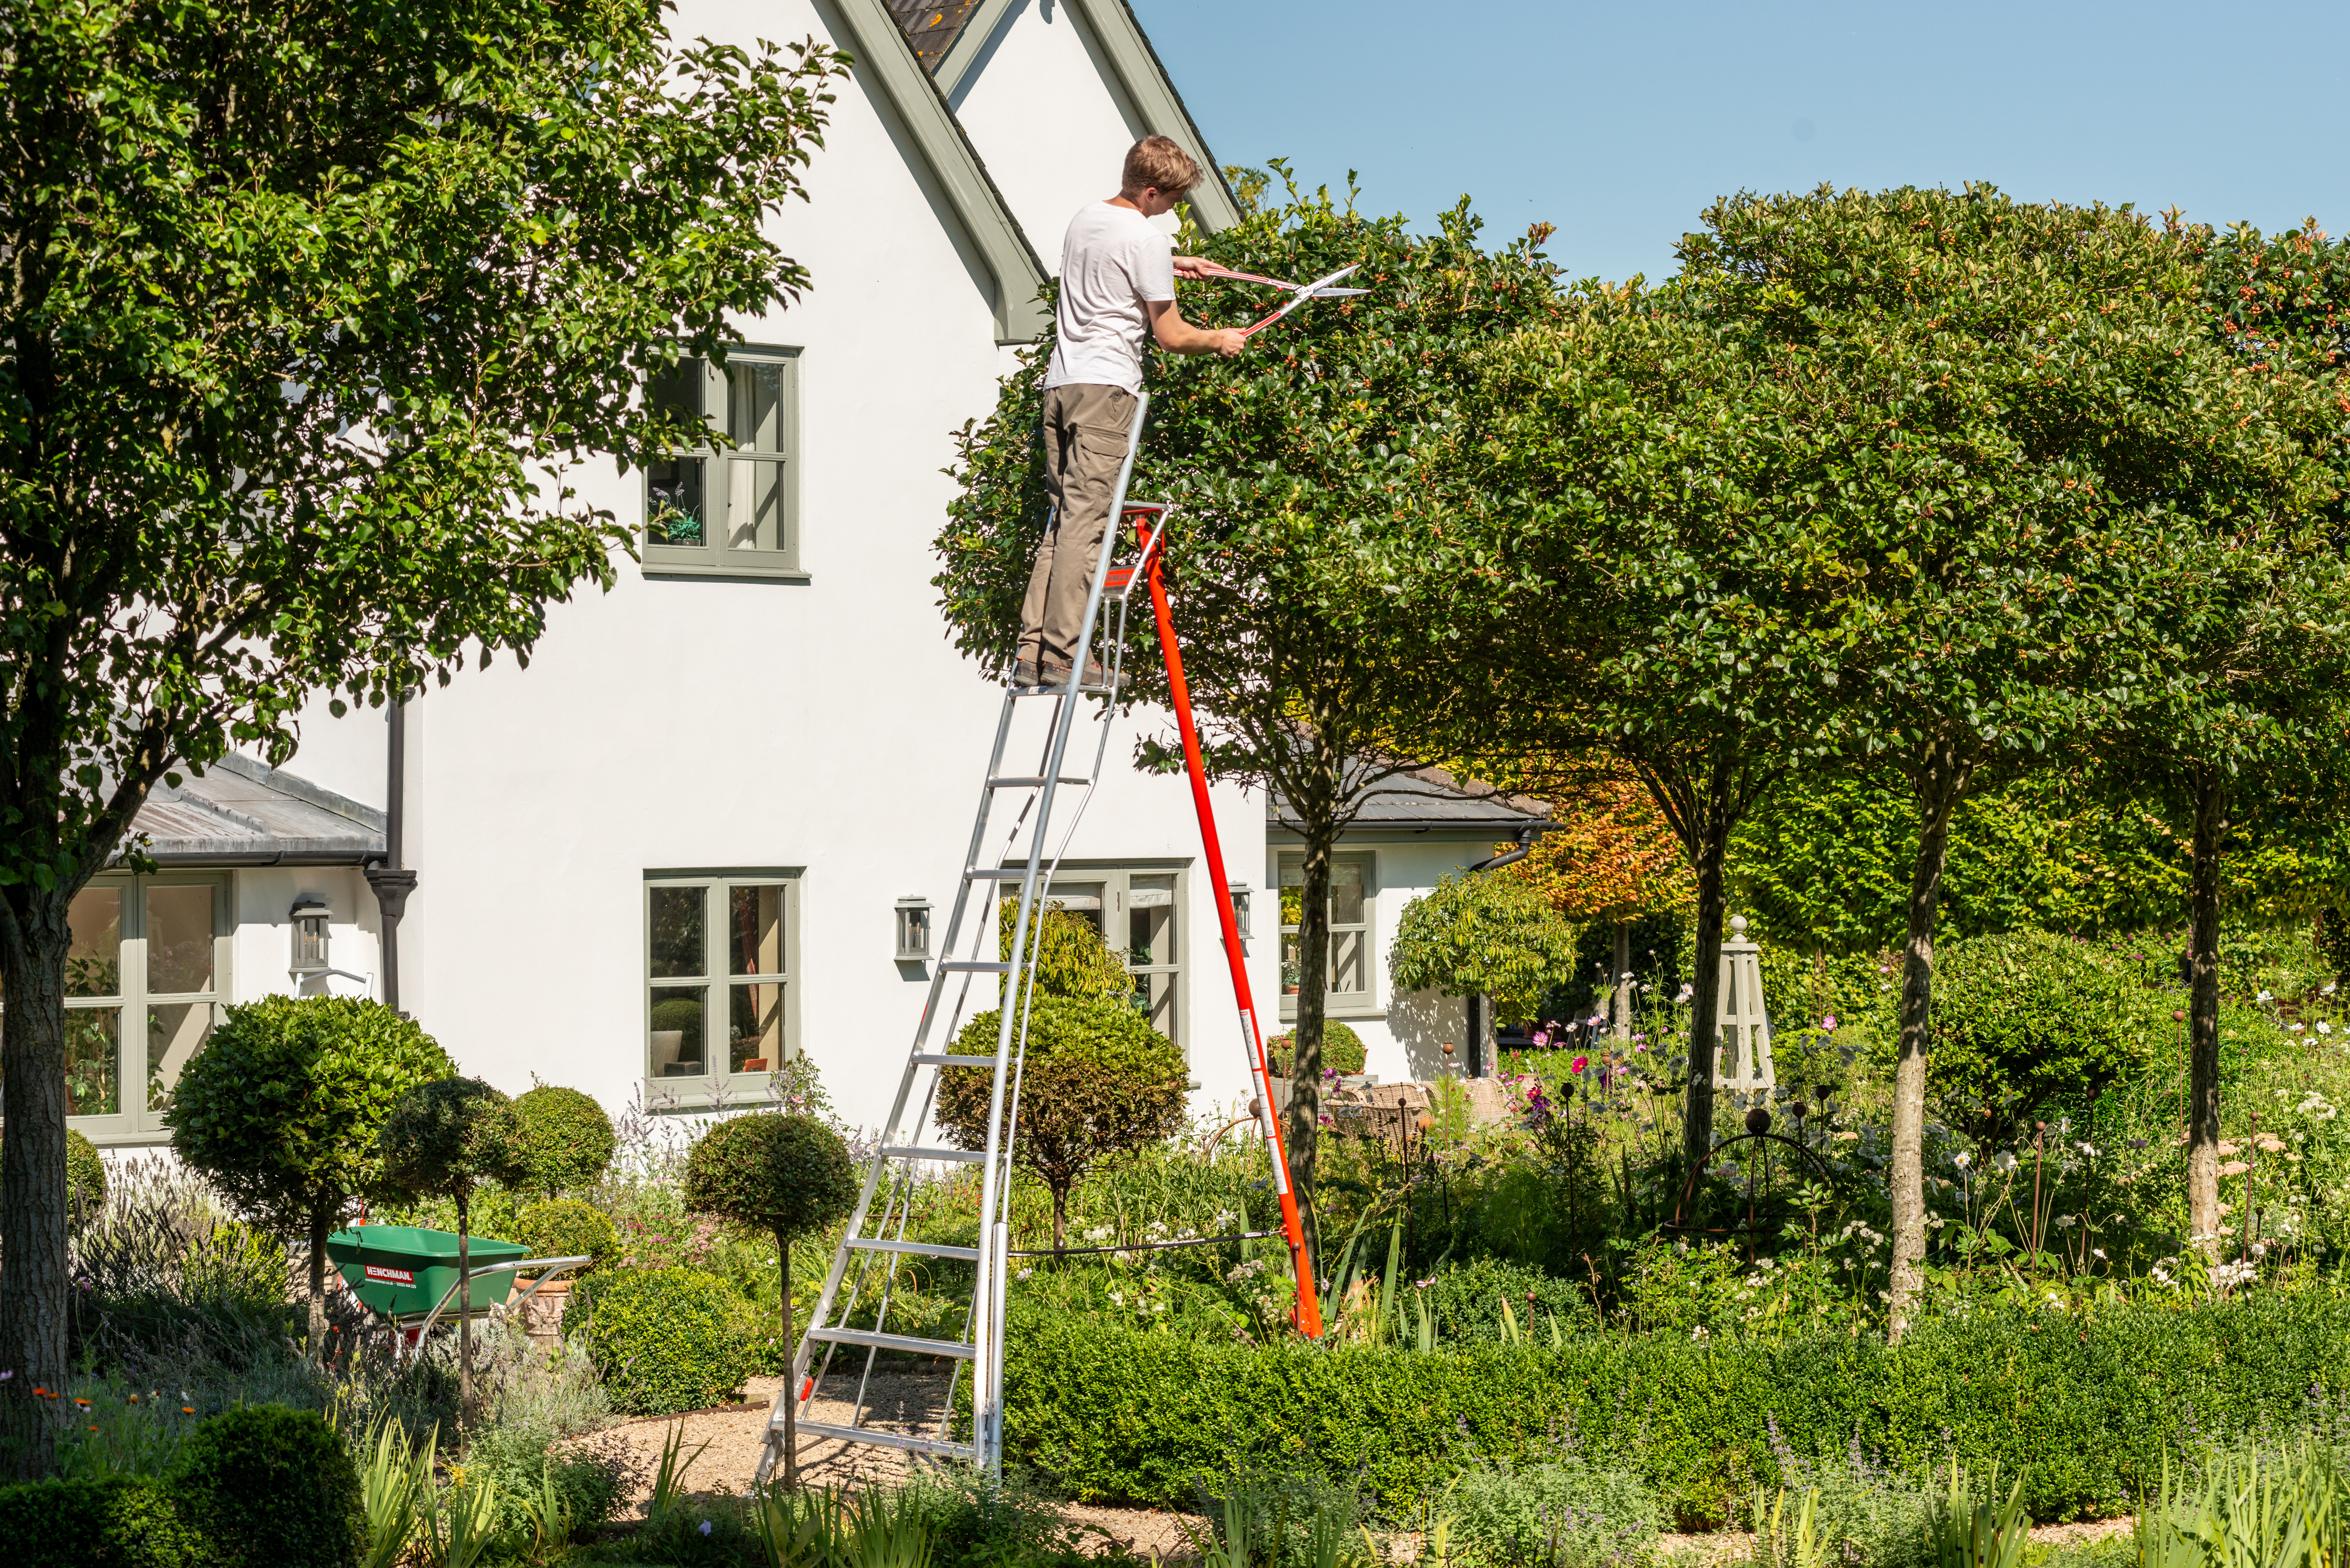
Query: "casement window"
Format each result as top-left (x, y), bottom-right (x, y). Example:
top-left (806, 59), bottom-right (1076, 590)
top-left (1277, 852), bottom-right (1375, 1020)
top-left (642, 348), bottom-right (803, 579)
top-left (1005, 866), bottom-right (1185, 1046)
top-left (644, 872), bottom-right (798, 1096)
top-left (58, 874), bottom-right (231, 1140)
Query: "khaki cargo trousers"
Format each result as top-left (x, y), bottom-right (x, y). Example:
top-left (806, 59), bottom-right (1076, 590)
top-left (1017, 383), bottom-right (1137, 671)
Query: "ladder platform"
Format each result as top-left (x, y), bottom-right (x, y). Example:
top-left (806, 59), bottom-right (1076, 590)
top-left (987, 775), bottom-right (1090, 788)
top-left (879, 1144), bottom-right (984, 1163)
top-left (807, 1326), bottom-right (976, 1358)
top-left (912, 1053), bottom-right (998, 1067)
top-left (939, 960), bottom-right (1012, 974)
top-left (781, 1419), bottom-right (974, 1460)
top-left (847, 1237), bottom-right (981, 1261)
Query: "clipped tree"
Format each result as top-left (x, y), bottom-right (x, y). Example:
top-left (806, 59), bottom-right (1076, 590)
top-left (375, 1078), bottom-right (525, 1425)
top-left (997, 899), bottom-right (1132, 1006)
top-left (167, 996), bottom-right (454, 1339)
top-left (505, 1082), bottom-right (618, 1203)
top-left (1388, 870), bottom-right (1579, 1046)
top-left (681, 1112), bottom-right (857, 1484)
top-left (938, 995), bottom-right (1188, 1258)
top-left (0, 0), bottom-right (847, 1458)
top-left (937, 172), bottom-right (1560, 1263)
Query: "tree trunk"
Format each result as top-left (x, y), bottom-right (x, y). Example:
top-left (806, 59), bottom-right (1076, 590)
top-left (1682, 851), bottom-right (1728, 1182)
top-left (456, 1190), bottom-right (472, 1447)
top-left (1887, 741), bottom-right (1967, 1343)
top-left (1466, 992), bottom-right (1486, 1078)
top-left (1288, 817), bottom-right (1334, 1277)
top-left (2186, 769), bottom-right (2227, 1257)
top-left (1050, 1182), bottom-right (1069, 1258)
top-left (1612, 921), bottom-right (1633, 1040)
top-left (776, 1228), bottom-right (797, 1487)
top-left (308, 1207), bottom-right (331, 1358)
top-left (0, 888), bottom-right (72, 1478)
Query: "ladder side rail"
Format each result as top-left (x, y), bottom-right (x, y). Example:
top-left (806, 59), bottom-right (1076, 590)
top-left (973, 390), bottom-right (1154, 1471)
top-left (1139, 529), bottom-right (1327, 1337)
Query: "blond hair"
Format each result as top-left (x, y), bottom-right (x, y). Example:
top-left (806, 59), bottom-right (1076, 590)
top-left (1120, 136), bottom-right (1203, 199)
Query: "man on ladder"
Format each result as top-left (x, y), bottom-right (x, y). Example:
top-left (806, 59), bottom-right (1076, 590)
top-left (1014, 136), bottom-right (1245, 692)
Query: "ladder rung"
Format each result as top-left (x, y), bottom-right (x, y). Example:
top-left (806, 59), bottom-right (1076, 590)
top-left (782, 1418), bottom-right (973, 1459)
top-left (912, 1053), bottom-right (998, 1067)
top-left (847, 1237), bottom-right (981, 1261)
top-left (964, 868), bottom-right (1034, 881)
top-left (808, 1326), bottom-right (975, 1358)
top-left (939, 960), bottom-right (1011, 974)
top-left (987, 775), bottom-right (1090, 788)
top-left (879, 1145), bottom-right (984, 1163)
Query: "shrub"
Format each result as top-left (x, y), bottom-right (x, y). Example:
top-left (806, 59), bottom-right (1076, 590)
top-left (1875, 931), bottom-right (2159, 1138)
top-left (1001, 1291), bottom-right (2350, 1522)
top-left (1265, 1021), bottom-right (1367, 1077)
top-left (939, 995), bottom-right (1188, 1253)
top-left (1389, 871), bottom-right (1580, 1022)
top-left (506, 1082), bottom-right (617, 1201)
top-left (1449, 1457), bottom-right (1661, 1568)
top-left (166, 995), bottom-right (454, 1314)
top-left (0, 1127), bottom-right (110, 1226)
top-left (172, 1404), bottom-right (361, 1568)
top-left (998, 897), bottom-right (1132, 1002)
top-left (1424, 1257), bottom-right (1589, 1342)
top-left (514, 1198), bottom-right (619, 1276)
top-left (565, 1266), bottom-right (754, 1415)
top-left (0, 1474), bottom-right (196, 1568)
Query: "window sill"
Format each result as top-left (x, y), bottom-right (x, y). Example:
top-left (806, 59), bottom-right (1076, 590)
top-left (1276, 1004), bottom-right (1384, 1024)
top-left (641, 564), bottom-right (811, 584)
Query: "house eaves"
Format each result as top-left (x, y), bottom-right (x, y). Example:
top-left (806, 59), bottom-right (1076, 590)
top-left (122, 754), bottom-right (386, 867)
top-left (828, 0), bottom-right (1052, 343)
top-left (1267, 760), bottom-right (1557, 841)
top-left (931, 0), bottom-right (1242, 234)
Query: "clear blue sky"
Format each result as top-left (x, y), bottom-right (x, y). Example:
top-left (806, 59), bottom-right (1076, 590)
top-left (1132, 0), bottom-right (2350, 285)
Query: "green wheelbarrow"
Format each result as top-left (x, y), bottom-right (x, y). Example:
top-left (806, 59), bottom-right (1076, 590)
top-left (326, 1225), bottom-right (592, 1358)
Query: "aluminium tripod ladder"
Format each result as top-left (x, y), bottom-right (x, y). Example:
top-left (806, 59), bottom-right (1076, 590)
top-left (758, 391), bottom-right (1318, 1483)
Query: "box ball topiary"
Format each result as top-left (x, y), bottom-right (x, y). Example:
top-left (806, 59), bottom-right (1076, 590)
top-left (0, 1128), bottom-right (110, 1225)
top-left (0, 1474), bottom-right (197, 1568)
top-left (515, 1198), bottom-right (619, 1275)
top-left (1265, 1021), bottom-right (1366, 1077)
top-left (172, 1404), bottom-right (361, 1568)
top-left (565, 1265), bottom-right (755, 1415)
top-left (506, 1082), bottom-right (617, 1201)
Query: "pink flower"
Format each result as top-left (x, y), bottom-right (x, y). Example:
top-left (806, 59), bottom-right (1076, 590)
top-left (1570, 1056), bottom-right (1588, 1074)
top-left (1820, 1015), bottom-right (1839, 1031)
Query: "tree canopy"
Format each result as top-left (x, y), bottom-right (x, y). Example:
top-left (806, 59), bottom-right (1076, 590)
top-left (1389, 870), bottom-right (1579, 1021)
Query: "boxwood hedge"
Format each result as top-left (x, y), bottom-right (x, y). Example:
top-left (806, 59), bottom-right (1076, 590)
top-left (1003, 1291), bottom-right (2350, 1522)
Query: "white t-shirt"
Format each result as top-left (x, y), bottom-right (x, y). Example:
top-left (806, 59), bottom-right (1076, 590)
top-left (1043, 202), bottom-right (1175, 396)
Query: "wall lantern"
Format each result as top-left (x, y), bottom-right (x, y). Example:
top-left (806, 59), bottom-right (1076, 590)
top-left (894, 897), bottom-right (932, 962)
top-left (1229, 885), bottom-right (1253, 947)
top-left (290, 899), bottom-right (333, 976)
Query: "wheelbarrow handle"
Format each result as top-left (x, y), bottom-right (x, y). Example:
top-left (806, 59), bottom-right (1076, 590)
top-left (403, 1255), bottom-right (594, 1359)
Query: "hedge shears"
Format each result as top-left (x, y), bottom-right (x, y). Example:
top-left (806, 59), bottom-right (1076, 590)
top-left (1187, 261), bottom-right (1370, 337)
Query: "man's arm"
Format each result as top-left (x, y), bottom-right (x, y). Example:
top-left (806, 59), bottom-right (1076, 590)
top-left (1172, 255), bottom-right (1233, 281)
top-left (1147, 297), bottom-right (1245, 357)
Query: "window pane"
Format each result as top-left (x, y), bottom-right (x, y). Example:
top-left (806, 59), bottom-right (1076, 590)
top-left (68, 888), bottom-right (122, 999)
top-left (729, 885), bottom-right (784, 976)
top-left (67, 1008), bottom-right (120, 1116)
top-left (1133, 970), bottom-right (1175, 1038)
top-left (650, 986), bottom-right (707, 1076)
top-left (729, 362), bottom-right (787, 452)
top-left (726, 459), bottom-right (786, 553)
top-left (1281, 931), bottom-right (1301, 998)
top-left (1128, 875), bottom-right (1175, 968)
top-left (728, 982), bottom-right (784, 1073)
top-left (1331, 929), bottom-right (1365, 996)
top-left (648, 458), bottom-right (706, 546)
top-left (1330, 862), bottom-right (1364, 926)
top-left (148, 1002), bottom-right (214, 1110)
top-left (649, 887), bottom-right (705, 978)
top-left (146, 884), bottom-right (216, 995)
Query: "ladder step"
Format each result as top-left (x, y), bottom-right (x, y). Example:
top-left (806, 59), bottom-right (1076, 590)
top-left (808, 1326), bottom-right (976, 1358)
top-left (964, 868), bottom-right (1034, 881)
top-left (847, 1237), bottom-right (981, 1261)
top-left (987, 775), bottom-right (1091, 788)
top-left (781, 1418), bottom-right (973, 1459)
top-left (912, 1053), bottom-right (998, 1067)
top-left (939, 960), bottom-right (1011, 974)
top-left (879, 1145), bottom-right (985, 1163)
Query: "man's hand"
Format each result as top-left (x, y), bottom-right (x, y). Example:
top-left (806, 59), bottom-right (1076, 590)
top-left (1206, 327), bottom-right (1246, 357)
top-left (1148, 297), bottom-right (1250, 357)
top-left (1173, 255), bottom-right (1237, 281)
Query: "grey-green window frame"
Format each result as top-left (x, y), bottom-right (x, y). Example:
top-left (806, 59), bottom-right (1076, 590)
top-left (642, 347), bottom-right (804, 580)
top-left (643, 869), bottom-right (801, 1104)
top-left (59, 871), bottom-right (233, 1144)
top-left (1277, 852), bottom-right (1376, 1021)
top-left (1002, 862), bottom-right (1187, 1055)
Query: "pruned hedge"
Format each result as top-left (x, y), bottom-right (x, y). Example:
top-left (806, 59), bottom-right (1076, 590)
top-left (1003, 1292), bottom-right (2350, 1522)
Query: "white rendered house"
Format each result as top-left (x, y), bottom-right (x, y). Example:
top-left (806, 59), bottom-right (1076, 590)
top-left (63, 0), bottom-right (1532, 1149)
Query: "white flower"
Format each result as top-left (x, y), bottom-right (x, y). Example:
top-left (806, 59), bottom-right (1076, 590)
top-left (2092, 1248), bottom-right (2107, 1260)
top-left (2292, 1023), bottom-right (2307, 1034)
top-left (1690, 1325), bottom-right (1710, 1340)
top-left (1994, 1151), bottom-right (2018, 1172)
top-left (2320, 1022), bottom-right (2335, 1036)
top-left (1016, 1267), bottom-right (1034, 1280)
top-left (2257, 990), bottom-right (2274, 1003)
top-left (1953, 1150), bottom-right (1973, 1169)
